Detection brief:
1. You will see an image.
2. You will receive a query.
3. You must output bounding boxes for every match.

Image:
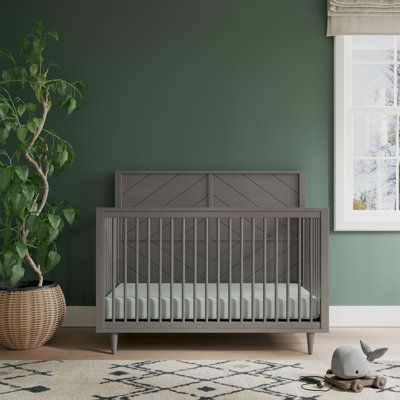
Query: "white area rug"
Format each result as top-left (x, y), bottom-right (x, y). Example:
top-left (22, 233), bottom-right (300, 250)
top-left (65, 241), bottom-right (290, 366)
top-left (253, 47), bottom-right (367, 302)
top-left (0, 359), bottom-right (399, 399)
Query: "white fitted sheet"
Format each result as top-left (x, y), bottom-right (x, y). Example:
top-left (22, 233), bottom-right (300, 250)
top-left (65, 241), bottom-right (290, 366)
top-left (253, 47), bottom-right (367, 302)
top-left (105, 283), bottom-right (320, 320)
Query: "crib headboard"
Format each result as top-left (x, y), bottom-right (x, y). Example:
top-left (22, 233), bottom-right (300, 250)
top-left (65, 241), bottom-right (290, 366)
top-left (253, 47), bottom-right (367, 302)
top-left (115, 171), bottom-right (305, 208)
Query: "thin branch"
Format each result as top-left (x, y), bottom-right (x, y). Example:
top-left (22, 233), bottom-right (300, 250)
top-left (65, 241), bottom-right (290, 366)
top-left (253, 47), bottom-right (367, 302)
top-left (21, 222), bottom-right (43, 287)
top-left (20, 95), bottom-right (50, 286)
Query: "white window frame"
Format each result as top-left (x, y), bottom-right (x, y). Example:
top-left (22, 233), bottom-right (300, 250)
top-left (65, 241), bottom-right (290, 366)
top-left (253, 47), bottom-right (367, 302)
top-left (335, 35), bottom-right (400, 231)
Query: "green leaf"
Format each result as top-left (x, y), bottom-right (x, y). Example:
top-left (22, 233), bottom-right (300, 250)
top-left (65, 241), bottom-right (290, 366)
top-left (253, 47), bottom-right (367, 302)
top-left (26, 103), bottom-right (36, 112)
top-left (36, 242), bottom-right (47, 268)
top-left (34, 21), bottom-right (44, 35)
top-left (48, 31), bottom-right (59, 41)
top-left (56, 80), bottom-right (67, 96)
top-left (76, 98), bottom-right (84, 110)
top-left (21, 184), bottom-right (34, 201)
top-left (17, 125), bottom-right (27, 142)
top-left (67, 98), bottom-right (77, 114)
top-left (0, 127), bottom-right (10, 145)
top-left (33, 117), bottom-right (42, 127)
top-left (2, 252), bottom-right (23, 285)
top-left (47, 163), bottom-right (55, 177)
top-left (1, 70), bottom-right (9, 81)
top-left (12, 193), bottom-right (25, 216)
top-left (76, 80), bottom-right (88, 96)
top-left (0, 167), bottom-right (11, 191)
top-left (15, 242), bottom-right (28, 259)
top-left (10, 264), bottom-right (24, 287)
top-left (48, 214), bottom-right (61, 229)
top-left (27, 120), bottom-right (36, 133)
top-left (37, 75), bottom-right (46, 85)
top-left (34, 86), bottom-right (42, 102)
top-left (0, 103), bottom-right (8, 120)
top-left (15, 165), bottom-right (29, 182)
top-left (30, 63), bottom-right (38, 76)
top-left (17, 104), bottom-right (26, 116)
top-left (4, 121), bottom-right (12, 133)
top-left (63, 208), bottom-right (75, 224)
top-left (4, 251), bottom-right (18, 269)
top-left (48, 226), bottom-right (59, 242)
top-left (47, 250), bottom-right (60, 270)
top-left (59, 149), bottom-right (69, 167)
top-left (26, 214), bottom-right (40, 232)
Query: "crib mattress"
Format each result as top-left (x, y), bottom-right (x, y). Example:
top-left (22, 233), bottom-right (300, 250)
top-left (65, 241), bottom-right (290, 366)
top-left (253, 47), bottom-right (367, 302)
top-left (105, 283), bottom-right (320, 320)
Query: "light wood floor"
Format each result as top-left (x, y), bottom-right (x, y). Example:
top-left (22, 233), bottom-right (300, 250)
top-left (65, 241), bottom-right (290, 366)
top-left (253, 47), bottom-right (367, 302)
top-left (0, 328), bottom-right (399, 360)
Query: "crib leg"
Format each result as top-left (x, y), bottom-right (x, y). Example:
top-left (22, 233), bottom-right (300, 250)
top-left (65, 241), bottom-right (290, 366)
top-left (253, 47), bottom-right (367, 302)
top-left (111, 333), bottom-right (118, 355)
top-left (306, 333), bottom-right (315, 355)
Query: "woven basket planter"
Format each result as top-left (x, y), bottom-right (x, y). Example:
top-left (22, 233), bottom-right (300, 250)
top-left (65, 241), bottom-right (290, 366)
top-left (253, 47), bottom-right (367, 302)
top-left (0, 281), bottom-right (66, 350)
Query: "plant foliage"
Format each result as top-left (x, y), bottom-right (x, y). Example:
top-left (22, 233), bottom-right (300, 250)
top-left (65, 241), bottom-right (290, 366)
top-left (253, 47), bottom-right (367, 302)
top-left (0, 21), bottom-right (86, 287)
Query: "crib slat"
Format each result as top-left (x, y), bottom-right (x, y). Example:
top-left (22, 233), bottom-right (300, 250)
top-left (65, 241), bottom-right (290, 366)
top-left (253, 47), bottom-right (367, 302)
top-left (311, 218), bottom-right (313, 307)
top-left (298, 217), bottom-right (302, 322)
top-left (313, 218), bottom-right (316, 308)
top-left (117, 219), bottom-right (120, 296)
top-left (159, 218), bottom-right (162, 322)
top-left (205, 217), bottom-right (209, 322)
top-left (147, 218), bottom-right (151, 322)
top-left (318, 218), bottom-right (321, 302)
top-left (170, 217), bottom-right (174, 322)
top-left (263, 217), bottom-right (267, 322)
top-left (228, 217), bottom-right (232, 323)
top-left (240, 217), bottom-right (244, 322)
top-left (217, 217), bottom-right (220, 322)
top-left (124, 218), bottom-right (127, 322)
top-left (105, 220), bottom-right (108, 300)
top-left (286, 218), bottom-right (290, 322)
top-left (318, 217), bottom-right (321, 301)
top-left (112, 219), bottom-right (117, 323)
top-left (193, 217), bottom-right (197, 322)
top-left (312, 218), bottom-right (315, 312)
top-left (182, 218), bottom-right (186, 322)
top-left (316, 218), bottom-right (319, 301)
top-left (251, 217), bottom-right (255, 322)
top-left (310, 218), bottom-right (313, 322)
top-left (135, 217), bottom-right (139, 322)
top-left (275, 218), bottom-right (278, 322)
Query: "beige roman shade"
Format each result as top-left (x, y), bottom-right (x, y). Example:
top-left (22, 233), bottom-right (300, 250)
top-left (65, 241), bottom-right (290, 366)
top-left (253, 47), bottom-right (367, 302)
top-left (327, 0), bottom-right (400, 35)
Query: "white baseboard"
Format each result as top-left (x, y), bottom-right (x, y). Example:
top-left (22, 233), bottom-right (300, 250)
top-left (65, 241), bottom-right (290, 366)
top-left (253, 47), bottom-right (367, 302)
top-left (329, 306), bottom-right (400, 327)
top-left (62, 306), bottom-right (400, 328)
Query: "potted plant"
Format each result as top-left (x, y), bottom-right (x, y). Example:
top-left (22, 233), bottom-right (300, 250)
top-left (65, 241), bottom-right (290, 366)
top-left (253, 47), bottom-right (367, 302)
top-left (0, 22), bottom-right (86, 350)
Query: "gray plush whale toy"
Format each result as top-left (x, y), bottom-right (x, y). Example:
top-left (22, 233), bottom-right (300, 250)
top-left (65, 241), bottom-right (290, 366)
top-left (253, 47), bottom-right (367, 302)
top-left (330, 341), bottom-right (388, 380)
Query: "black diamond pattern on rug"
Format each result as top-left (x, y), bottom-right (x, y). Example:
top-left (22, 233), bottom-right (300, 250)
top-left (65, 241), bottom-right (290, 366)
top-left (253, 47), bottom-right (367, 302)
top-left (0, 361), bottom-right (52, 396)
top-left (198, 386), bottom-right (216, 392)
top-left (0, 359), bottom-right (399, 399)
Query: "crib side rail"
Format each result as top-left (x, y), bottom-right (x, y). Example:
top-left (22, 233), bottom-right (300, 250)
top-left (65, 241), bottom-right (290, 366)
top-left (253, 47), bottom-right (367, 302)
top-left (96, 207), bottom-right (328, 332)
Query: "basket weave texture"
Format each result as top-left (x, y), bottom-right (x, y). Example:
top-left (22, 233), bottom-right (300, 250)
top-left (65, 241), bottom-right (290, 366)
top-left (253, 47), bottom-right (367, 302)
top-left (0, 283), bottom-right (66, 350)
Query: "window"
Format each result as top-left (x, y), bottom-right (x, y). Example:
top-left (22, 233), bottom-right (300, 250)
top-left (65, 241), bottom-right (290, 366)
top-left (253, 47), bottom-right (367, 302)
top-left (335, 35), bottom-right (400, 230)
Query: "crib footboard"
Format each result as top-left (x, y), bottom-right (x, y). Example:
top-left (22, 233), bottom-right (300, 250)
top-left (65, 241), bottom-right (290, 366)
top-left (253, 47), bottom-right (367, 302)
top-left (96, 207), bottom-right (328, 336)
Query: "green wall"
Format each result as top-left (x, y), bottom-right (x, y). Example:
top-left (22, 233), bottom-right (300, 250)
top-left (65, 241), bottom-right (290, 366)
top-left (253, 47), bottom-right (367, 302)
top-left (2, 0), bottom-right (399, 306)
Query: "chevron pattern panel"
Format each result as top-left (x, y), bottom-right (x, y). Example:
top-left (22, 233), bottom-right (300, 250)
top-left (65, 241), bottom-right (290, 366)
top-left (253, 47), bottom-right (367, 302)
top-left (115, 171), bottom-right (304, 208)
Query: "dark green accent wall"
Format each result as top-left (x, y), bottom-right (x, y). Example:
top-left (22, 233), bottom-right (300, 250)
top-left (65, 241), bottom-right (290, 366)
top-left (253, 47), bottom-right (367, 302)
top-left (2, 0), bottom-right (399, 305)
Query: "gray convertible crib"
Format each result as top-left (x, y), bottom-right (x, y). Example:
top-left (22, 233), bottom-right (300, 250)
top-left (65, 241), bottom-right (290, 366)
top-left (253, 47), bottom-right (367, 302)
top-left (96, 171), bottom-right (329, 354)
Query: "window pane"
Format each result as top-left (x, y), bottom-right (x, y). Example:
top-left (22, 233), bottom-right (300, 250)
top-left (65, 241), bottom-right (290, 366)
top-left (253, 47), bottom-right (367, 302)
top-left (353, 36), bottom-right (394, 62)
top-left (353, 115), bottom-right (396, 157)
top-left (353, 159), bottom-right (396, 210)
top-left (352, 64), bottom-right (394, 106)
